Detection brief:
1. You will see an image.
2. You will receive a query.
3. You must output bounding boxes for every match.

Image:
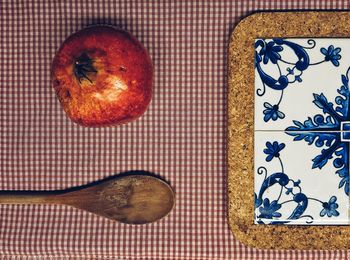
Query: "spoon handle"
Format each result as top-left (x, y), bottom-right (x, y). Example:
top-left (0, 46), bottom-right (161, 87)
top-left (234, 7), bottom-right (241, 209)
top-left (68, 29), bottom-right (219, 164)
top-left (0, 191), bottom-right (63, 204)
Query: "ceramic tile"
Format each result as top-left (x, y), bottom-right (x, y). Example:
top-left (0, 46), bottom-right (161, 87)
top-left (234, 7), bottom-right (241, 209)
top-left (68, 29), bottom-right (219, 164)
top-left (255, 38), bottom-right (350, 131)
top-left (253, 38), bottom-right (350, 225)
top-left (254, 131), bottom-right (349, 225)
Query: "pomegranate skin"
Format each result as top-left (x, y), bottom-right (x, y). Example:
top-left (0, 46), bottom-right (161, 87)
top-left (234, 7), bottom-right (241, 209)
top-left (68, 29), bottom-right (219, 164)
top-left (51, 25), bottom-right (153, 127)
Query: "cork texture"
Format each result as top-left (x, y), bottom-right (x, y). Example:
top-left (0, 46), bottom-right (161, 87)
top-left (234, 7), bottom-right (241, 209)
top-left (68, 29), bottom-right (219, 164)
top-left (228, 11), bottom-right (350, 250)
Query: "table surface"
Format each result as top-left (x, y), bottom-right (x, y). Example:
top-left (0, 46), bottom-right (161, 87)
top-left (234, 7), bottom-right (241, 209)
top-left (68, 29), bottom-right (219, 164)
top-left (1, 0), bottom-right (349, 259)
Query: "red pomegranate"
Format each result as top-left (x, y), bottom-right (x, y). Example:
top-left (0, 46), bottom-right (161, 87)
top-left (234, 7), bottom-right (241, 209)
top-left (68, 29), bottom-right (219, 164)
top-left (51, 25), bottom-right (153, 127)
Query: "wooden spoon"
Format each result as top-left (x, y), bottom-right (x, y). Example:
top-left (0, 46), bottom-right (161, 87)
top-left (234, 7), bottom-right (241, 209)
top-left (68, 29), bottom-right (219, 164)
top-left (0, 174), bottom-right (175, 224)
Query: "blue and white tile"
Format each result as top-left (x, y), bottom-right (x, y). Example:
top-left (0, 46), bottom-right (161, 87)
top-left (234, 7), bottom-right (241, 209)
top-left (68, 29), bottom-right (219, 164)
top-left (255, 38), bottom-right (350, 131)
top-left (254, 131), bottom-right (349, 225)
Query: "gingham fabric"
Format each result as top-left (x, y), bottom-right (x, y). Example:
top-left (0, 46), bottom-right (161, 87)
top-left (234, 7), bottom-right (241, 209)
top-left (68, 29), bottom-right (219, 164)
top-left (1, 0), bottom-right (349, 259)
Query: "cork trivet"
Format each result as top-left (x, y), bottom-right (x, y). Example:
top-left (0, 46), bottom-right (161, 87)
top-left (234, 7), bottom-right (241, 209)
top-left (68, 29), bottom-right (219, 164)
top-left (228, 11), bottom-right (350, 250)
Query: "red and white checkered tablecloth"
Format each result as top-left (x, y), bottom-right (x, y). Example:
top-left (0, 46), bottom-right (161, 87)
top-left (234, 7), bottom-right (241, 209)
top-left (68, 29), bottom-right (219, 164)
top-left (1, 0), bottom-right (349, 259)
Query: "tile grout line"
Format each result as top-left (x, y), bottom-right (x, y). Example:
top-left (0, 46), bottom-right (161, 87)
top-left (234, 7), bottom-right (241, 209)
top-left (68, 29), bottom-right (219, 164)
top-left (255, 130), bottom-right (350, 133)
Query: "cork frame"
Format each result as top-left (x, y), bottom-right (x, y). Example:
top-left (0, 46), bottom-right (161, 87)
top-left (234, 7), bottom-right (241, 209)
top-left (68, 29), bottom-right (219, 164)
top-left (228, 11), bottom-right (350, 250)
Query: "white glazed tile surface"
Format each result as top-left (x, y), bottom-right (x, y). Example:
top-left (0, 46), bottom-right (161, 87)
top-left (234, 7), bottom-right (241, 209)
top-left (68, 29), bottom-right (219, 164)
top-left (255, 38), bottom-right (350, 131)
top-left (254, 131), bottom-right (349, 225)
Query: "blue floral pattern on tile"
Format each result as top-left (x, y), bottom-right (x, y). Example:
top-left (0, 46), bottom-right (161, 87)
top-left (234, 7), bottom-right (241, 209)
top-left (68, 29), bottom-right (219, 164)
top-left (286, 67), bottom-right (350, 195)
top-left (264, 141), bottom-right (285, 161)
top-left (255, 39), bottom-right (342, 122)
top-left (321, 45), bottom-right (341, 66)
top-left (255, 141), bottom-right (340, 224)
top-left (320, 196), bottom-right (340, 217)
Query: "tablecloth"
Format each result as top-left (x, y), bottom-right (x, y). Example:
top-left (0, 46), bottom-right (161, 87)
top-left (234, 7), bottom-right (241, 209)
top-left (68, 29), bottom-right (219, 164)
top-left (1, 0), bottom-right (349, 259)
